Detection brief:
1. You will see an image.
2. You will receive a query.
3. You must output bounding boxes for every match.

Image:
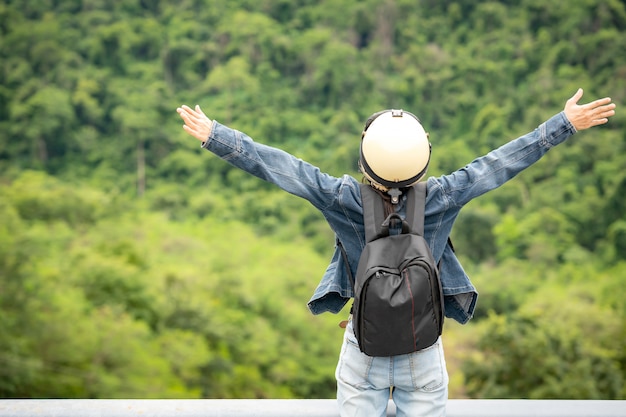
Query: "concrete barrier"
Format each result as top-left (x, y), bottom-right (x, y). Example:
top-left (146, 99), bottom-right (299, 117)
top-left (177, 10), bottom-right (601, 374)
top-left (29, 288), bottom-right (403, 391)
top-left (0, 399), bottom-right (625, 417)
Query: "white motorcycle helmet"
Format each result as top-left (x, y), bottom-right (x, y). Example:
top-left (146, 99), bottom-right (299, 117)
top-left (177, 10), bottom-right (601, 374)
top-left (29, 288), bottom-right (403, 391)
top-left (359, 109), bottom-right (431, 202)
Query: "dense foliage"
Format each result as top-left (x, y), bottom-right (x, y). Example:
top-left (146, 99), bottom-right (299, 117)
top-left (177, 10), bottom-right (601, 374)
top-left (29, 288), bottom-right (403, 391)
top-left (1, 0), bottom-right (624, 399)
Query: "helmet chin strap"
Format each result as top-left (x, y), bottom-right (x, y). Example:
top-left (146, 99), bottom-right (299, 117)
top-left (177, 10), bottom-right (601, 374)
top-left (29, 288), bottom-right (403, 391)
top-left (387, 188), bottom-right (402, 204)
top-left (360, 162), bottom-right (406, 204)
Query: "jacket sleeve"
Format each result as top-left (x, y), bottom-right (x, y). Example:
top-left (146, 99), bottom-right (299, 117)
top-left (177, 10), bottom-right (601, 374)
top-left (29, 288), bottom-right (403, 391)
top-left (201, 121), bottom-right (340, 211)
top-left (436, 111), bottom-right (576, 208)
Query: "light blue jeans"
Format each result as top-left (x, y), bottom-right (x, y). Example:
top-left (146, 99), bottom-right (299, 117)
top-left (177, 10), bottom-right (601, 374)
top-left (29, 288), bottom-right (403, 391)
top-left (336, 320), bottom-right (448, 417)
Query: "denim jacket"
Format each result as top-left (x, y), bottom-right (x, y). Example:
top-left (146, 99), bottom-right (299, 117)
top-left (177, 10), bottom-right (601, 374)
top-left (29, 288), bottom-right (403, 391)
top-left (201, 112), bottom-right (576, 324)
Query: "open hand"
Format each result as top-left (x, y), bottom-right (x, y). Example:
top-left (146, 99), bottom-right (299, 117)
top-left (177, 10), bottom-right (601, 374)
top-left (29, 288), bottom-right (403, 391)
top-left (564, 88), bottom-right (616, 131)
top-left (177, 104), bottom-right (213, 142)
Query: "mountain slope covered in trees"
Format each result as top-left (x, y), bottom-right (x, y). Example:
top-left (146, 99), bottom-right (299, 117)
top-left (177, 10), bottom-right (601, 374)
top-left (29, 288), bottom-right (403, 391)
top-left (1, 0), bottom-right (625, 399)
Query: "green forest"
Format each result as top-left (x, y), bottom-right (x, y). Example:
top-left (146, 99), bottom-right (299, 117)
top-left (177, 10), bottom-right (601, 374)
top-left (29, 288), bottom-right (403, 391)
top-left (1, 0), bottom-right (625, 400)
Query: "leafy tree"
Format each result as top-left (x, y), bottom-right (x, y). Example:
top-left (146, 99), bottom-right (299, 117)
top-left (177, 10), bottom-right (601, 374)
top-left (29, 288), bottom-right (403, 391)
top-left (464, 285), bottom-right (623, 399)
top-left (0, 0), bottom-right (624, 400)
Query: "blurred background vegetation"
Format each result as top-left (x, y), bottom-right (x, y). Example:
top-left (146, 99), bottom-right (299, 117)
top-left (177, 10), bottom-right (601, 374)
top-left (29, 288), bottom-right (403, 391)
top-left (0, 0), bottom-right (625, 399)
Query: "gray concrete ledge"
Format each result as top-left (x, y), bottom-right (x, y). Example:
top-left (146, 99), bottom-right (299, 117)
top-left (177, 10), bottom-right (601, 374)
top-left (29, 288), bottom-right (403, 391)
top-left (0, 399), bottom-right (625, 417)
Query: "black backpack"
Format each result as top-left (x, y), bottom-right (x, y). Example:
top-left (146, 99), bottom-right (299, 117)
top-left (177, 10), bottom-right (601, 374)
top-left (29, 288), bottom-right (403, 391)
top-left (348, 183), bottom-right (444, 357)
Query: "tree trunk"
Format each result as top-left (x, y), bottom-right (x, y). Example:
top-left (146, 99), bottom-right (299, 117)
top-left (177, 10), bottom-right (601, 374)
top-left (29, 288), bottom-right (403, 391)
top-left (137, 140), bottom-right (145, 197)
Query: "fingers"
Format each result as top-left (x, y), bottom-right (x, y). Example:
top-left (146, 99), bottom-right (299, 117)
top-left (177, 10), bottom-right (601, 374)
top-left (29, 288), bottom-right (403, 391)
top-left (177, 105), bottom-right (202, 123)
top-left (195, 104), bottom-right (207, 117)
top-left (177, 104), bottom-right (213, 141)
top-left (177, 107), bottom-right (199, 130)
top-left (177, 104), bottom-right (201, 118)
top-left (588, 102), bottom-right (616, 127)
top-left (565, 88), bottom-right (611, 111)
top-left (567, 88), bottom-right (584, 106)
top-left (588, 117), bottom-right (609, 127)
top-left (177, 104), bottom-right (206, 128)
top-left (595, 103), bottom-right (616, 118)
top-left (583, 96), bottom-right (612, 110)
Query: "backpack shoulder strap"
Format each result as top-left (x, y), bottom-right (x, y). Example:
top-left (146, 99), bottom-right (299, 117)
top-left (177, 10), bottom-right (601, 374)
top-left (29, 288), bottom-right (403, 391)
top-left (360, 183), bottom-right (427, 240)
top-left (359, 183), bottom-right (386, 243)
top-left (404, 182), bottom-right (426, 236)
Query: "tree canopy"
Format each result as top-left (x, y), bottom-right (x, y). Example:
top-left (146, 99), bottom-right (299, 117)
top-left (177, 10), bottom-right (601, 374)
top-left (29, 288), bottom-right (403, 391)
top-left (0, 0), bottom-right (624, 399)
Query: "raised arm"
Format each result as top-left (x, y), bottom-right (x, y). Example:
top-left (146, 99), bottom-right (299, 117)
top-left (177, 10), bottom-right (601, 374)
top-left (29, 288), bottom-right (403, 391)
top-left (175, 103), bottom-right (345, 211)
top-left (434, 89), bottom-right (617, 208)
